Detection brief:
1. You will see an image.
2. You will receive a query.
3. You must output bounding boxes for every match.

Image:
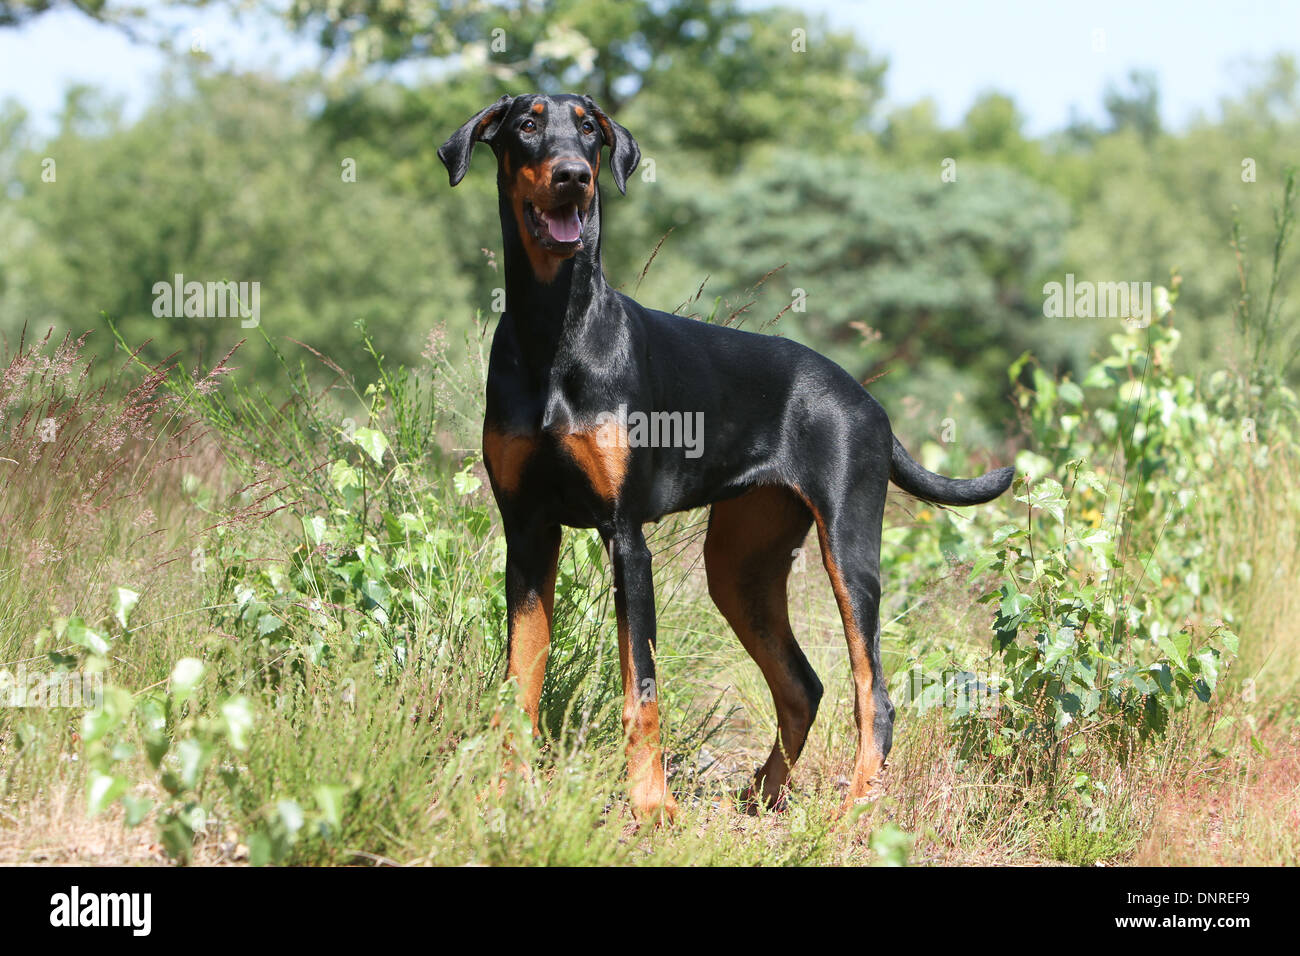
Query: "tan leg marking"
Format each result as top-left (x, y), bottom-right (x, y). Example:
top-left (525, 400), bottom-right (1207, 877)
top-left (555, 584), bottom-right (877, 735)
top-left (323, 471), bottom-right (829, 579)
top-left (617, 615), bottom-right (678, 825)
top-left (506, 550), bottom-right (559, 731)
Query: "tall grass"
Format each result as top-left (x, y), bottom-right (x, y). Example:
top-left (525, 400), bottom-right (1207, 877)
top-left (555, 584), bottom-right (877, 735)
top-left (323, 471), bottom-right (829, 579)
top-left (2, 179), bottom-right (1298, 864)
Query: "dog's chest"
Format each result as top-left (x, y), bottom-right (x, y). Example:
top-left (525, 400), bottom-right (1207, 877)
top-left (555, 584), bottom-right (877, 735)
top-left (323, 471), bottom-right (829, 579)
top-left (483, 411), bottom-right (631, 526)
top-left (484, 324), bottom-right (642, 522)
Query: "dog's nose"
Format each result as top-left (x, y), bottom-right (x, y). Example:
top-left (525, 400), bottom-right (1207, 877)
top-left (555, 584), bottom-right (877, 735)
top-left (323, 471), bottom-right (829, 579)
top-left (551, 160), bottom-right (592, 190)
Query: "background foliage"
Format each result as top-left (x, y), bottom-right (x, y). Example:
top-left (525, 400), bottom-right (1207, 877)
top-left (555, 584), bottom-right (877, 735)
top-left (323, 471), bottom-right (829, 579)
top-left (3, 2), bottom-right (1298, 433)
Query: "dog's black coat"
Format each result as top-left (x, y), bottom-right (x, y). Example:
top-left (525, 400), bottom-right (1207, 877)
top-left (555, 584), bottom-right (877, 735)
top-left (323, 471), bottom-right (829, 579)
top-left (439, 93), bottom-right (1014, 819)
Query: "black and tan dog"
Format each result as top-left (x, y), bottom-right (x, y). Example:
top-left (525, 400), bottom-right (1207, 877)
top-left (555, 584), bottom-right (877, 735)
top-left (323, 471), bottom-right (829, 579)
top-left (439, 93), bottom-right (1013, 823)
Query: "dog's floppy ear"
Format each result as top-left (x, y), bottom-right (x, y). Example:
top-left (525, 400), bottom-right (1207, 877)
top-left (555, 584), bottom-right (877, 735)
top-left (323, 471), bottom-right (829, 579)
top-left (583, 96), bottom-right (640, 195)
top-left (437, 95), bottom-right (513, 187)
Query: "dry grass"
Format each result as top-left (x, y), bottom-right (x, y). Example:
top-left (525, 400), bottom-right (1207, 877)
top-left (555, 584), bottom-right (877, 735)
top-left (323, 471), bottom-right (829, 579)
top-left (3, 331), bottom-right (1297, 866)
top-left (0, 777), bottom-right (165, 865)
top-left (1135, 723), bottom-right (1300, 865)
top-left (1214, 448), bottom-right (1300, 701)
top-left (1127, 437), bottom-right (1300, 866)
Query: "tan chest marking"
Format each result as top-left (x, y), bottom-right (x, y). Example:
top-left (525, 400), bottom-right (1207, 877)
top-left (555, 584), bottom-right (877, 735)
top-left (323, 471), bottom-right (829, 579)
top-left (561, 421), bottom-right (629, 501)
top-left (483, 428), bottom-right (538, 496)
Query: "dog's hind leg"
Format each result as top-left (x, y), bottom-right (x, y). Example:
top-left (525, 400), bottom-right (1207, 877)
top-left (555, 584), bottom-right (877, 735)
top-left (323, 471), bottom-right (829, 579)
top-left (704, 485), bottom-right (823, 810)
top-left (798, 482), bottom-right (895, 808)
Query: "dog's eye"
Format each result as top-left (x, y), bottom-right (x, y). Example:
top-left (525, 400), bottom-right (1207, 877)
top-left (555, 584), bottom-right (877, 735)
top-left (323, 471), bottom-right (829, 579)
top-left (521, 118), bottom-right (537, 133)
top-left (580, 120), bottom-right (596, 135)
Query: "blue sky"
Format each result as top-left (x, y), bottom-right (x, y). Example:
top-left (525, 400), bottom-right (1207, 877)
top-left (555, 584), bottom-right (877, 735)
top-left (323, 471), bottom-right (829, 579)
top-left (822, 0), bottom-right (1299, 131)
top-left (0, 1), bottom-right (1296, 138)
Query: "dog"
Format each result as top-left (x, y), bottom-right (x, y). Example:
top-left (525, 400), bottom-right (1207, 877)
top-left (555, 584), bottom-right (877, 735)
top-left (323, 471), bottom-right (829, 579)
top-left (439, 93), bottom-right (1014, 823)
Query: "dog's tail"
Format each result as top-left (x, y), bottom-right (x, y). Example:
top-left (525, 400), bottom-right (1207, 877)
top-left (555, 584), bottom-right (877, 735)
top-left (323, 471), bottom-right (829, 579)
top-left (889, 435), bottom-right (1014, 506)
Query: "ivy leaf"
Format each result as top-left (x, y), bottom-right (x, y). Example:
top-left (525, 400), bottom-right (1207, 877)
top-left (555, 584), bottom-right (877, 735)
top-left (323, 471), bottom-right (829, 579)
top-left (350, 426), bottom-right (389, 466)
top-left (1193, 649), bottom-right (1220, 694)
top-left (66, 617), bottom-right (110, 656)
top-left (315, 784), bottom-right (348, 830)
top-left (122, 793), bottom-right (153, 827)
top-left (175, 737), bottom-right (211, 790)
top-left (453, 463), bottom-right (482, 496)
top-left (170, 658), bottom-right (205, 700)
top-left (329, 459), bottom-right (361, 494)
top-left (1025, 479), bottom-right (1067, 523)
top-left (221, 696), bottom-right (255, 751)
top-left (86, 771), bottom-right (127, 816)
top-left (1158, 632), bottom-right (1190, 670)
top-left (112, 588), bottom-right (140, 631)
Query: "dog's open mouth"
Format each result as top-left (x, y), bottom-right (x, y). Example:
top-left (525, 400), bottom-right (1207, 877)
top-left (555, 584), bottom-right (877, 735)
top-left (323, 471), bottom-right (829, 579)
top-left (525, 201), bottom-right (585, 251)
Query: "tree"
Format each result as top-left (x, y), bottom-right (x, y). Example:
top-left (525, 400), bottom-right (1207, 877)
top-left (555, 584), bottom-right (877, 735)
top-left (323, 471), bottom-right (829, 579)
top-left (0, 0), bottom-right (143, 29)
top-left (1104, 69), bottom-right (1161, 142)
top-left (0, 71), bottom-right (476, 383)
top-left (292, 0), bottom-right (886, 171)
top-left (648, 152), bottom-right (1070, 427)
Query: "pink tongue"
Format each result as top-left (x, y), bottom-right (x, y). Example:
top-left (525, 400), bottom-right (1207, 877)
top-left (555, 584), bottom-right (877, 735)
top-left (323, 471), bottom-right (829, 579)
top-left (542, 206), bottom-right (582, 242)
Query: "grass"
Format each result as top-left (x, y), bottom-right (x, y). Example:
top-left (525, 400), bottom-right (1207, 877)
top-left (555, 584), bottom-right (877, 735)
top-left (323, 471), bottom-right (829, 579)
top-left (1, 258), bottom-right (1298, 865)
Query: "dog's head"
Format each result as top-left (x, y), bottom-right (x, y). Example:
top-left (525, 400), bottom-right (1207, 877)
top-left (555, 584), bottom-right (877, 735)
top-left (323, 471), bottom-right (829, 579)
top-left (438, 94), bottom-right (640, 279)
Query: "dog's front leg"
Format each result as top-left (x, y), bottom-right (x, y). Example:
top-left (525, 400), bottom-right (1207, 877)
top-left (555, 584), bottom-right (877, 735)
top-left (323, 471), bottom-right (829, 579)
top-left (502, 518), bottom-right (562, 732)
top-left (608, 525), bottom-right (678, 825)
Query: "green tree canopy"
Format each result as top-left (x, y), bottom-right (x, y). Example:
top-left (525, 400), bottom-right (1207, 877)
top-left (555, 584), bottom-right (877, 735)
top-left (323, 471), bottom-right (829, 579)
top-left (649, 153), bottom-right (1070, 428)
top-left (1, 71), bottom-right (477, 381)
top-left (292, 0), bottom-right (886, 171)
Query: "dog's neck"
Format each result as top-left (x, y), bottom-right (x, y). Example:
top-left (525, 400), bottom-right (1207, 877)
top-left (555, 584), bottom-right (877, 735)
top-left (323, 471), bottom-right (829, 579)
top-left (497, 183), bottom-right (613, 356)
